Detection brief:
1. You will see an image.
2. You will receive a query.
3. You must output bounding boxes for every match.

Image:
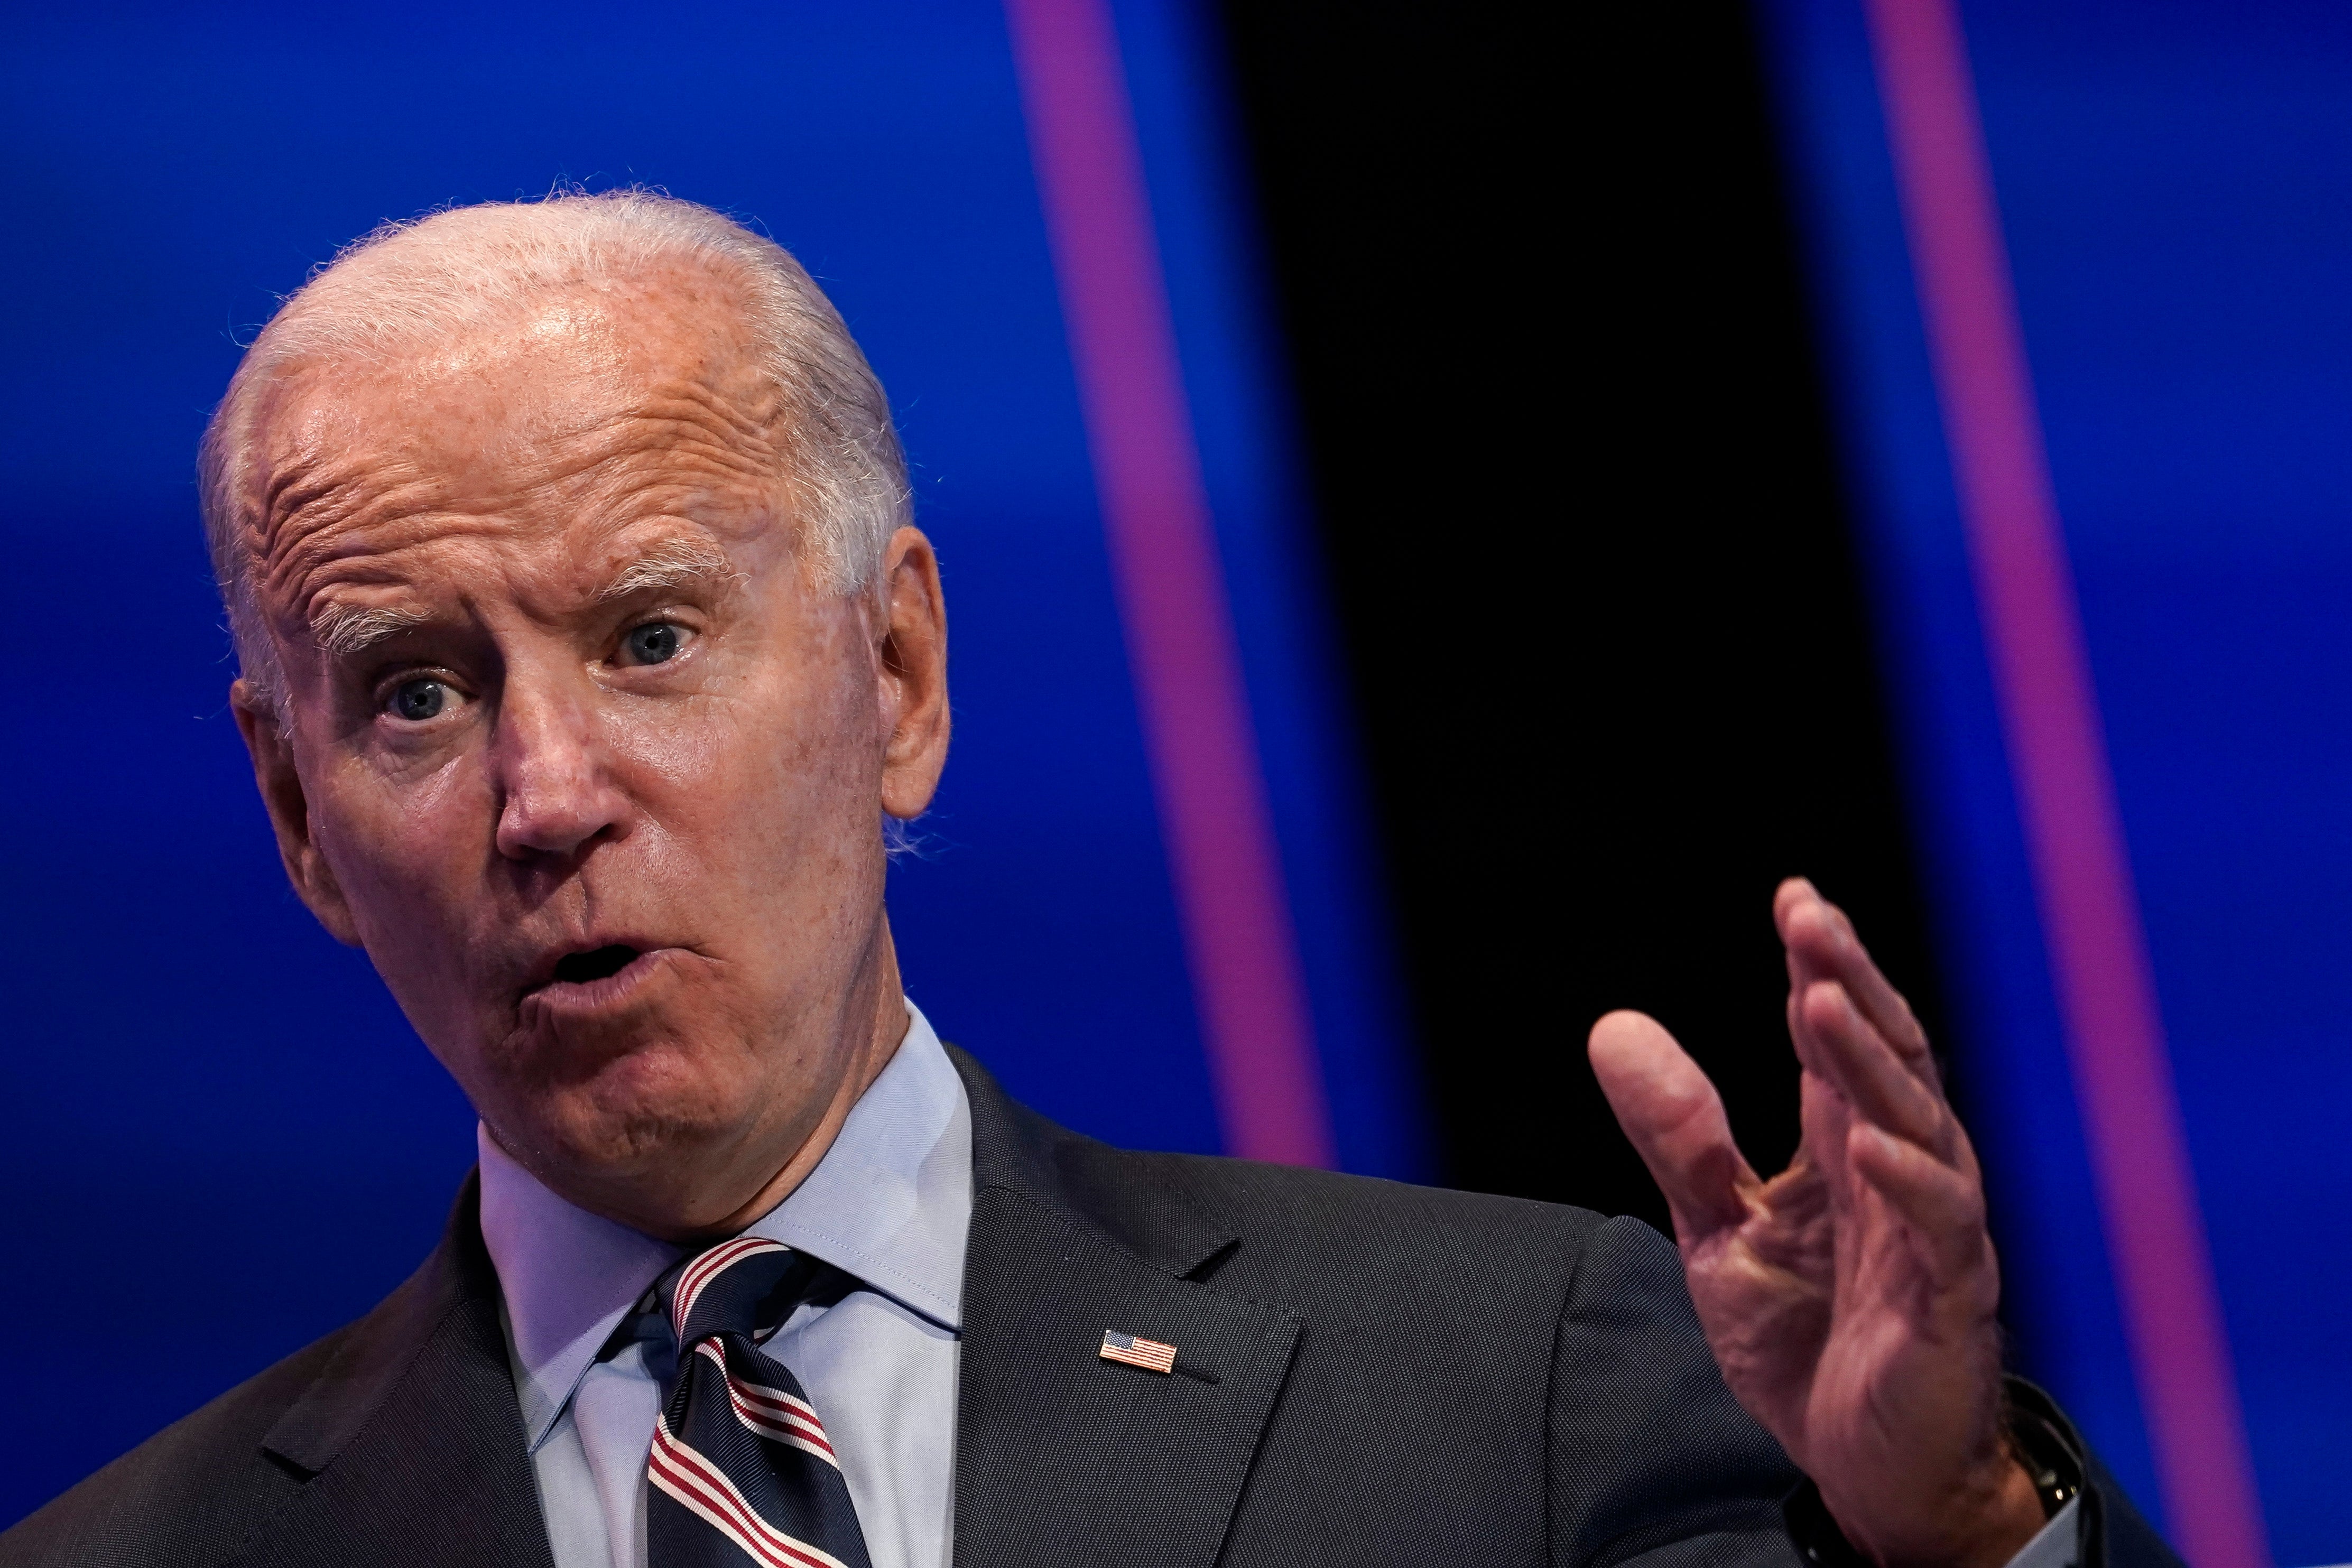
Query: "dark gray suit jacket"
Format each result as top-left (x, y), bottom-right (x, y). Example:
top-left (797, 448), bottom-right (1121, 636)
top-left (1, 1047), bottom-right (2179, 1566)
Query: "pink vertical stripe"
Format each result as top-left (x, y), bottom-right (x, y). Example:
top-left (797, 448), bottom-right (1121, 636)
top-left (1002, 0), bottom-right (1335, 1166)
top-left (1859, 1), bottom-right (2267, 1560)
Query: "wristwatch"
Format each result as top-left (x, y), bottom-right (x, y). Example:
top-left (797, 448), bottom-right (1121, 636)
top-left (2006, 1394), bottom-right (2086, 1517)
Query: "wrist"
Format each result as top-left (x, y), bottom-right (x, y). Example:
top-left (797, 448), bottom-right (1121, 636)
top-left (1787, 1456), bottom-right (2044, 1568)
top-left (1788, 1371), bottom-right (2093, 1568)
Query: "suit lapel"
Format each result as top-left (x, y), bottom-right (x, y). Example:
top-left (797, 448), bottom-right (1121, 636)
top-left (237, 1175), bottom-right (555, 1568)
top-left (948, 1049), bottom-right (1301, 1568)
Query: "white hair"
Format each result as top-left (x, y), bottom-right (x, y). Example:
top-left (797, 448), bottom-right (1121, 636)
top-left (198, 189), bottom-right (911, 704)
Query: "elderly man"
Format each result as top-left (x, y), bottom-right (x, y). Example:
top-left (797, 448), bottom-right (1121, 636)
top-left (1, 193), bottom-right (2174, 1568)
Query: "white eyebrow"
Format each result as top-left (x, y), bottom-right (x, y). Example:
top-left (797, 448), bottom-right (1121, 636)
top-left (310, 601), bottom-right (431, 660)
top-left (595, 538), bottom-right (740, 603)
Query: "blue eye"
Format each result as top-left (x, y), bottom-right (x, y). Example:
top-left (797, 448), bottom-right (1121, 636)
top-left (626, 622), bottom-right (682, 664)
top-left (390, 678), bottom-right (446, 721)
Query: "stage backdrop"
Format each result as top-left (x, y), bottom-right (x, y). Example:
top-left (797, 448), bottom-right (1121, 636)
top-left (0, 0), bottom-right (1421, 1525)
top-left (1764, 0), bottom-right (2352, 1558)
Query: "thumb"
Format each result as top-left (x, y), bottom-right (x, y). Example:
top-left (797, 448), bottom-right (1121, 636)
top-left (1589, 1010), bottom-right (1756, 1245)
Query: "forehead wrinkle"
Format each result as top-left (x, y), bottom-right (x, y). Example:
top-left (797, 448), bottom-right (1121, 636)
top-left (562, 377), bottom-right (792, 494)
top-left (445, 383), bottom-right (788, 532)
top-left (258, 480), bottom-right (456, 627)
top-left (253, 448), bottom-right (423, 574)
top-left (635, 371), bottom-right (791, 457)
top-left (266, 446), bottom-right (770, 638)
top-left (541, 415), bottom-right (782, 506)
top-left (272, 511), bottom-right (529, 660)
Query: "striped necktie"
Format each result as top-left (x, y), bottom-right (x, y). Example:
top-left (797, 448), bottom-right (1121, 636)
top-left (647, 1237), bottom-right (874, 1568)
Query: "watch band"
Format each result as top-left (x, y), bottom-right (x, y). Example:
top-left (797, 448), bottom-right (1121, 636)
top-left (2005, 1391), bottom-right (2087, 1517)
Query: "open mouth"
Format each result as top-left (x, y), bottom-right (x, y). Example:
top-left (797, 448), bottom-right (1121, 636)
top-left (551, 944), bottom-right (642, 986)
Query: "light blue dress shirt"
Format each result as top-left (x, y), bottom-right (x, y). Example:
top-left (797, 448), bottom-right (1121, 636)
top-left (2017, 1499), bottom-right (2081, 1568)
top-left (477, 1001), bottom-right (969, 1568)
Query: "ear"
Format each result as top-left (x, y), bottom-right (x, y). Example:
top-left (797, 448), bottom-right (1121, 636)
top-left (872, 526), bottom-right (951, 820)
top-left (230, 678), bottom-right (364, 947)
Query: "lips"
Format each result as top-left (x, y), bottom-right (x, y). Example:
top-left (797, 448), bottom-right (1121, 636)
top-left (517, 936), bottom-right (677, 1010)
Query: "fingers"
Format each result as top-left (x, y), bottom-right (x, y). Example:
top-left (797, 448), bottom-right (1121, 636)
top-left (1848, 1121), bottom-right (1993, 1290)
top-left (1589, 1010), bottom-right (1757, 1244)
top-left (1775, 879), bottom-right (1965, 1173)
top-left (1776, 878), bottom-right (1935, 1079)
top-left (1798, 978), bottom-right (1952, 1159)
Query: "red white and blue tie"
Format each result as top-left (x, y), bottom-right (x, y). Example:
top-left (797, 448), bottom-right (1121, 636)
top-left (647, 1238), bottom-right (873, 1568)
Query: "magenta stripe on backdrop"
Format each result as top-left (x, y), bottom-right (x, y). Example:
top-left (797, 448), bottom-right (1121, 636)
top-left (1002, 0), bottom-right (1335, 1166)
top-left (1858, 0), bottom-right (2267, 1560)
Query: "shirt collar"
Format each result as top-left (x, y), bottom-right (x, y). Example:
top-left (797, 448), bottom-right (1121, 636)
top-left (477, 1000), bottom-right (971, 1450)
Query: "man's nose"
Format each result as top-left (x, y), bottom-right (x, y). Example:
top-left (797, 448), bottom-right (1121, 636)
top-left (490, 677), bottom-right (633, 862)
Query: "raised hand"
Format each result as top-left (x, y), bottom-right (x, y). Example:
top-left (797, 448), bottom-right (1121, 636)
top-left (1588, 879), bottom-right (2044, 1567)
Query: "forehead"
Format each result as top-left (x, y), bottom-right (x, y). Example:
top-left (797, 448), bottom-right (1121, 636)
top-left (266, 277), bottom-right (780, 489)
top-left (244, 280), bottom-right (794, 605)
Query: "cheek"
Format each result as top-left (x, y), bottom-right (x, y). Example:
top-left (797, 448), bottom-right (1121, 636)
top-left (626, 690), bottom-right (883, 956)
top-left (631, 657), bottom-right (880, 839)
top-left (312, 750), bottom-right (491, 935)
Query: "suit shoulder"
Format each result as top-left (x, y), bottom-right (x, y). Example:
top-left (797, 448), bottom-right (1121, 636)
top-left (1088, 1139), bottom-right (1622, 1312)
top-left (0, 1322), bottom-right (354, 1568)
top-left (1150, 1145), bottom-right (1603, 1246)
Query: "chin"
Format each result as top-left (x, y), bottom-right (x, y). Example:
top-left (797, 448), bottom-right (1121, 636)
top-left (490, 1028), bottom-right (757, 1180)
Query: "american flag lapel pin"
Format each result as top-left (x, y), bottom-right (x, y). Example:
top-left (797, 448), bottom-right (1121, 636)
top-left (1099, 1329), bottom-right (1179, 1375)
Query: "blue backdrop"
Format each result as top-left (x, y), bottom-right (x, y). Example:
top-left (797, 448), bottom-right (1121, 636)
top-left (0, 0), bottom-right (1421, 1526)
top-left (1763, 0), bottom-right (2352, 1556)
top-left (21, 0), bottom-right (2352, 1555)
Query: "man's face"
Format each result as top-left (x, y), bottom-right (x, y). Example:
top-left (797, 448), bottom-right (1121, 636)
top-left (230, 274), bottom-right (947, 1233)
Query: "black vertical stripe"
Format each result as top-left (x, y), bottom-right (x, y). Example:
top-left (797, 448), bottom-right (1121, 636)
top-left (1214, 0), bottom-right (1953, 1227)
